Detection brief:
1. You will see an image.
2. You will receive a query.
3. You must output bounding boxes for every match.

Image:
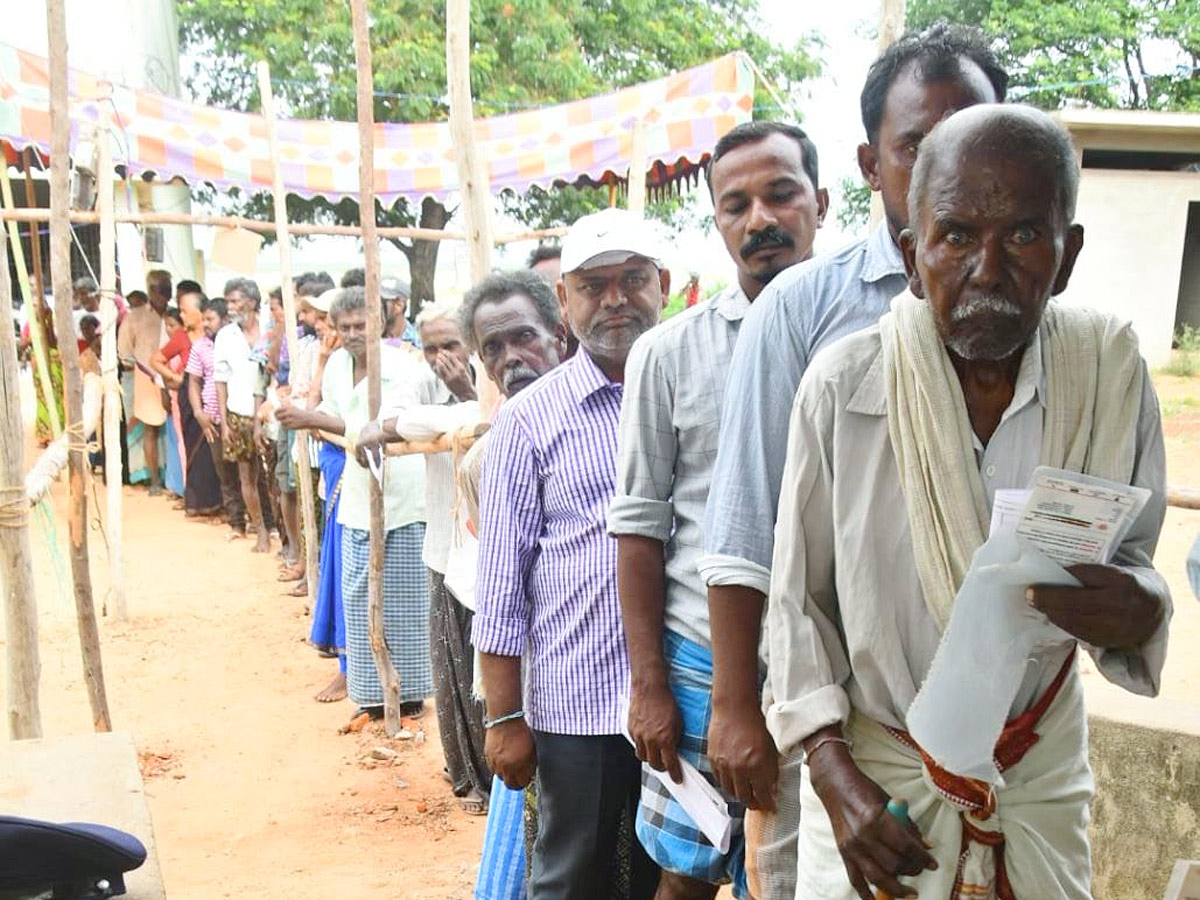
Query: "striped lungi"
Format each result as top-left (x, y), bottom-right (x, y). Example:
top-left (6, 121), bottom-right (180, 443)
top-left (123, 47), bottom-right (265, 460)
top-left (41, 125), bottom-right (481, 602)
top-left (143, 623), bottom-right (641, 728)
top-left (341, 523), bottom-right (433, 706)
top-left (475, 775), bottom-right (527, 900)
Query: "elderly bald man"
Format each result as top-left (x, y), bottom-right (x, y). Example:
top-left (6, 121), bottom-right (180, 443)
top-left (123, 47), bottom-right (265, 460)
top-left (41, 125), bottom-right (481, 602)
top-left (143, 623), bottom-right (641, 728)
top-left (764, 104), bottom-right (1171, 900)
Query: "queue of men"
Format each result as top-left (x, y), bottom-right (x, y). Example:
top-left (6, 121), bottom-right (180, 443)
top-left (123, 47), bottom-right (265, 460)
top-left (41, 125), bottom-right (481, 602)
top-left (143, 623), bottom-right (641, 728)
top-left (434, 20), bottom-right (1167, 900)
top-left (46, 17), bottom-right (1176, 900)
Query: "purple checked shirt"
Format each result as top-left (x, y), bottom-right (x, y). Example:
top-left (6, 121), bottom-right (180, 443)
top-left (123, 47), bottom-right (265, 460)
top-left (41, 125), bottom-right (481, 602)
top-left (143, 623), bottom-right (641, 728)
top-left (472, 350), bottom-right (629, 736)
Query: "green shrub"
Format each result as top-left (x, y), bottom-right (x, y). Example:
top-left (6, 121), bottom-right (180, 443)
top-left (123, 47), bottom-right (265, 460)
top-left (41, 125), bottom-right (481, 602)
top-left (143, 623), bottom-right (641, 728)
top-left (1162, 325), bottom-right (1200, 378)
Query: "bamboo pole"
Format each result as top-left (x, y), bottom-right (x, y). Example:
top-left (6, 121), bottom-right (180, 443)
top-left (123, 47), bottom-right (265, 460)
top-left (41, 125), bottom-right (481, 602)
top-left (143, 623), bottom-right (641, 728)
top-left (322, 423), bottom-right (489, 457)
top-left (446, 0), bottom-right (493, 282)
top-left (627, 116), bottom-right (648, 217)
top-left (869, 0), bottom-right (906, 229)
top-left (23, 151), bottom-right (47, 304)
top-left (0, 207), bottom-right (565, 244)
top-left (1168, 486), bottom-right (1200, 510)
top-left (350, 0), bottom-right (404, 737)
top-left (47, 0), bottom-right (111, 733)
top-left (446, 0), bottom-right (501, 417)
top-left (0, 163), bottom-right (61, 437)
top-left (0, 230), bottom-right (42, 740)
top-left (96, 104), bottom-right (126, 621)
top-left (257, 61), bottom-right (320, 598)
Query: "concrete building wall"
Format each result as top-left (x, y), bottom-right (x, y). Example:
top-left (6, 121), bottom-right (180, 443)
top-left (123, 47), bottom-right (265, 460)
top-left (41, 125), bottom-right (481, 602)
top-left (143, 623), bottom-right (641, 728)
top-left (1088, 695), bottom-right (1200, 900)
top-left (1060, 169), bottom-right (1200, 368)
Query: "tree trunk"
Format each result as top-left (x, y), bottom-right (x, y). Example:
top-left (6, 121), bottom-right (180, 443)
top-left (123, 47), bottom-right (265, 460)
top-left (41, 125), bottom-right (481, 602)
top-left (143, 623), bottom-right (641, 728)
top-left (408, 198), bottom-right (450, 317)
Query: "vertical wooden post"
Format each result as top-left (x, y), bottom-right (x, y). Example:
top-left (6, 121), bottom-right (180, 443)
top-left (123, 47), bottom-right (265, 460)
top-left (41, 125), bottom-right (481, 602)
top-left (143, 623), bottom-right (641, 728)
top-left (626, 117), bottom-right (648, 217)
top-left (23, 151), bottom-right (46, 303)
top-left (47, 0), bottom-right (112, 733)
top-left (97, 102), bottom-right (126, 621)
top-left (446, 0), bottom-right (500, 415)
top-left (870, 0), bottom-right (906, 228)
top-left (0, 161), bottom-right (61, 437)
top-left (257, 62), bottom-right (320, 597)
top-left (350, 0), bottom-right (404, 737)
top-left (446, 0), bottom-right (493, 283)
top-left (0, 232), bottom-right (42, 740)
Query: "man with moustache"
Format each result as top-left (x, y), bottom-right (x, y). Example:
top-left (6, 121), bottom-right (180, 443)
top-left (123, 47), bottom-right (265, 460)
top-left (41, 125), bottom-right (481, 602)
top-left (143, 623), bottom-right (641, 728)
top-left (607, 120), bottom-right (827, 900)
top-left (767, 103), bottom-right (1169, 900)
top-left (696, 24), bottom-right (1009, 900)
top-left (475, 209), bottom-right (670, 900)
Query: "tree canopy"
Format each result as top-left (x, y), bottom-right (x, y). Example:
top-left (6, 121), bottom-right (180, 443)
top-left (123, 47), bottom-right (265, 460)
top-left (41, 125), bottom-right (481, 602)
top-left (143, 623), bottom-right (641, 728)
top-left (908, 0), bottom-right (1199, 111)
top-left (177, 0), bottom-right (819, 306)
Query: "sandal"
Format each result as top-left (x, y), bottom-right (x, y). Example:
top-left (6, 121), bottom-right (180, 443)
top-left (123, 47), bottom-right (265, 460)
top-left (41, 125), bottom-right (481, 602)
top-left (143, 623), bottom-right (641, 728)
top-left (459, 791), bottom-right (488, 817)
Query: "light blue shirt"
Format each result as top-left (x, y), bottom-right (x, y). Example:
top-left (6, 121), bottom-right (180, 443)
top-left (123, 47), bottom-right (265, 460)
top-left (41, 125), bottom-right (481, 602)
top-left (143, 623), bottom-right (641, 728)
top-left (699, 225), bottom-right (908, 594)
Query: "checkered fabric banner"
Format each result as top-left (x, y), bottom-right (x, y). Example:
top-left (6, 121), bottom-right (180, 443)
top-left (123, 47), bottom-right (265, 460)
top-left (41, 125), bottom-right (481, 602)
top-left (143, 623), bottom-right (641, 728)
top-left (0, 43), bottom-right (753, 205)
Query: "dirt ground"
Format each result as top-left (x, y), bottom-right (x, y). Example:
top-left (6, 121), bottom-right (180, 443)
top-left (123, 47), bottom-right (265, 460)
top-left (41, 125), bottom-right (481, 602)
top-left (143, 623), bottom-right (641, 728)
top-left (1, 372), bottom-right (1198, 899)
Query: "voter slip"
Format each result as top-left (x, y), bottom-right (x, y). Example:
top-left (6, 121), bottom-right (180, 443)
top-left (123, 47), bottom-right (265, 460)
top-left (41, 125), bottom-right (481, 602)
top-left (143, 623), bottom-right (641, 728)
top-left (990, 468), bottom-right (1150, 566)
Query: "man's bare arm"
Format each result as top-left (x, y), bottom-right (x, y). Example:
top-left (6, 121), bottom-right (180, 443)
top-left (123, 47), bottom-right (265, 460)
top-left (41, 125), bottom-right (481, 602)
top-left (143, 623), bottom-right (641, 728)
top-left (479, 652), bottom-right (536, 790)
top-left (706, 583), bottom-right (778, 810)
top-left (616, 534), bottom-right (682, 782)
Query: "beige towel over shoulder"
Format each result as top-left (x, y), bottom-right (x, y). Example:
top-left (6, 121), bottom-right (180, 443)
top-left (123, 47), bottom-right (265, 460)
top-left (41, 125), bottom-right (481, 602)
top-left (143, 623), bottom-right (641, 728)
top-left (880, 290), bottom-right (1144, 630)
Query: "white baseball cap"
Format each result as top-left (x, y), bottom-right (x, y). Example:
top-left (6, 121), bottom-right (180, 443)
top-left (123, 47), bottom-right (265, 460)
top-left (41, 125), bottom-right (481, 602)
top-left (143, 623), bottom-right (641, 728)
top-left (559, 208), bottom-right (662, 274)
top-left (305, 288), bottom-right (340, 314)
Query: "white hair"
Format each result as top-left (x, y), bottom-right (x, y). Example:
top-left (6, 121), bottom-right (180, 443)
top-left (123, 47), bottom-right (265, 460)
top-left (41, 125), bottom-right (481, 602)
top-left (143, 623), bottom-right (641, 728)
top-left (415, 299), bottom-right (462, 329)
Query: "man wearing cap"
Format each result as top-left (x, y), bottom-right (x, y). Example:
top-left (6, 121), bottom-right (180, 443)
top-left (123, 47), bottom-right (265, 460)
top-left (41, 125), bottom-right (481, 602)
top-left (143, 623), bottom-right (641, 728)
top-left (608, 120), bottom-right (827, 900)
top-left (381, 276), bottom-right (422, 352)
top-left (474, 208), bottom-right (670, 899)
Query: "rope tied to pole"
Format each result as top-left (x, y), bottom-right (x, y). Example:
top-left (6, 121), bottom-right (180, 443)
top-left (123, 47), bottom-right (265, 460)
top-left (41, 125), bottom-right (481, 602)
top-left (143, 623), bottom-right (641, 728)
top-left (0, 486), bottom-right (30, 529)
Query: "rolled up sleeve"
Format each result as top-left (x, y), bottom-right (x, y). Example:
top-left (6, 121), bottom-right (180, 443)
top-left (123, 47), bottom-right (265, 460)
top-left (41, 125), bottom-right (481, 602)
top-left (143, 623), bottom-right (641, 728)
top-left (607, 337), bottom-right (675, 543)
top-left (701, 283), bottom-right (811, 587)
top-left (1091, 365), bottom-right (1172, 696)
top-left (765, 378), bottom-right (853, 754)
top-left (472, 406), bottom-right (540, 657)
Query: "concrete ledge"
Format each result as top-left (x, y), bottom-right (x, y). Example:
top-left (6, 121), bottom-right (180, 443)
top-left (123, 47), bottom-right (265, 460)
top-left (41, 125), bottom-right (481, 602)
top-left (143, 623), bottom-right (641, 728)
top-left (1089, 694), bottom-right (1200, 900)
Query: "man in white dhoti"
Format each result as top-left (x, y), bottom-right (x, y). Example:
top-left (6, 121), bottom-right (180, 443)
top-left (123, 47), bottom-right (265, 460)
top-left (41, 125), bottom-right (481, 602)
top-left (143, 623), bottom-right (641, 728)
top-left (765, 104), bottom-right (1171, 900)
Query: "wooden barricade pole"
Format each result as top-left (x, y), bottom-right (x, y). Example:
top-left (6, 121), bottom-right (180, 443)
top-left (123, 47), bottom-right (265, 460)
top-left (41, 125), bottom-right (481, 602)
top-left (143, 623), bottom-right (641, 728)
top-left (0, 161), bottom-right (61, 438)
top-left (257, 62), bottom-right (320, 598)
top-left (0, 231), bottom-right (43, 740)
top-left (869, 0), bottom-right (906, 228)
top-left (350, 0), bottom-right (405, 737)
top-left (96, 103), bottom-right (126, 621)
top-left (47, 0), bottom-right (112, 732)
top-left (627, 116), bottom-right (648, 217)
top-left (446, 0), bottom-right (500, 416)
top-left (22, 151), bottom-right (46, 302)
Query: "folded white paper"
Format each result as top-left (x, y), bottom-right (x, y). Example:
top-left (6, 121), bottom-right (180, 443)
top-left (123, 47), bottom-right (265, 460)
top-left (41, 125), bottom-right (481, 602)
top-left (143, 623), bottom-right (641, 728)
top-left (620, 713), bottom-right (733, 854)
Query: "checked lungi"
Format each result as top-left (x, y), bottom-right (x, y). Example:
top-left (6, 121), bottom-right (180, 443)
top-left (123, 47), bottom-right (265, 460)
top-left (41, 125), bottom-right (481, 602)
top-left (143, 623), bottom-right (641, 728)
top-left (341, 523), bottom-right (433, 706)
top-left (635, 630), bottom-right (747, 897)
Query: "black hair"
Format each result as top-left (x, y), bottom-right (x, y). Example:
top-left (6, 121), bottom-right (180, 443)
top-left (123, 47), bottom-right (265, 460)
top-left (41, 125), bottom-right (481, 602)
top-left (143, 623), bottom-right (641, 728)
top-left (340, 267), bottom-right (365, 288)
top-left (706, 121), bottom-right (821, 194)
top-left (146, 269), bottom-right (173, 301)
top-left (860, 21), bottom-right (1009, 146)
top-left (175, 279), bottom-right (203, 297)
top-left (164, 307), bottom-right (184, 327)
top-left (459, 270), bottom-right (560, 352)
top-left (296, 271), bottom-right (336, 295)
top-left (526, 244), bottom-right (562, 268)
top-left (126, 289), bottom-right (148, 305)
top-left (201, 296), bottom-right (228, 321)
top-left (79, 314), bottom-right (100, 331)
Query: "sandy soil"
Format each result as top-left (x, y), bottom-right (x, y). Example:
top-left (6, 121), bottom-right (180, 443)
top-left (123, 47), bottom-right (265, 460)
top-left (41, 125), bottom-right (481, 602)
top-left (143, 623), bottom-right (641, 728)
top-left (1, 373), bottom-right (1198, 899)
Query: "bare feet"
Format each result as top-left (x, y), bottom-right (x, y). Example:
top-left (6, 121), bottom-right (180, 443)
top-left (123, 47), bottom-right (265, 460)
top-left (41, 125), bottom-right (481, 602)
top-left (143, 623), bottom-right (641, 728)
top-left (288, 580), bottom-right (308, 598)
top-left (252, 533), bottom-right (271, 553)
top-left (315, 672), bottom-right (347, 703)
top-left (277, 562), bottom-right (305, 582)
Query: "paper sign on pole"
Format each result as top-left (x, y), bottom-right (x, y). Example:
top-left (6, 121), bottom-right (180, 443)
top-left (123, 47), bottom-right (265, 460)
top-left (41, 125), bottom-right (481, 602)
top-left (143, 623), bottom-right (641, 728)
top-left (210, 226), bottom-right (263, 275)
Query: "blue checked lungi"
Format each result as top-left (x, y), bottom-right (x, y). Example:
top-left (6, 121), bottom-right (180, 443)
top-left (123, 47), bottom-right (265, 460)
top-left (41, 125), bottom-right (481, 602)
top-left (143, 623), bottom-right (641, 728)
top-left (310, 444), bottom-right (346, 671)
top-left (635, 629), bottom-right (746, 896)
top-left (474, 775), bottom-right (527, 900)
top-left (341, 522), bottom-right (432, 706)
